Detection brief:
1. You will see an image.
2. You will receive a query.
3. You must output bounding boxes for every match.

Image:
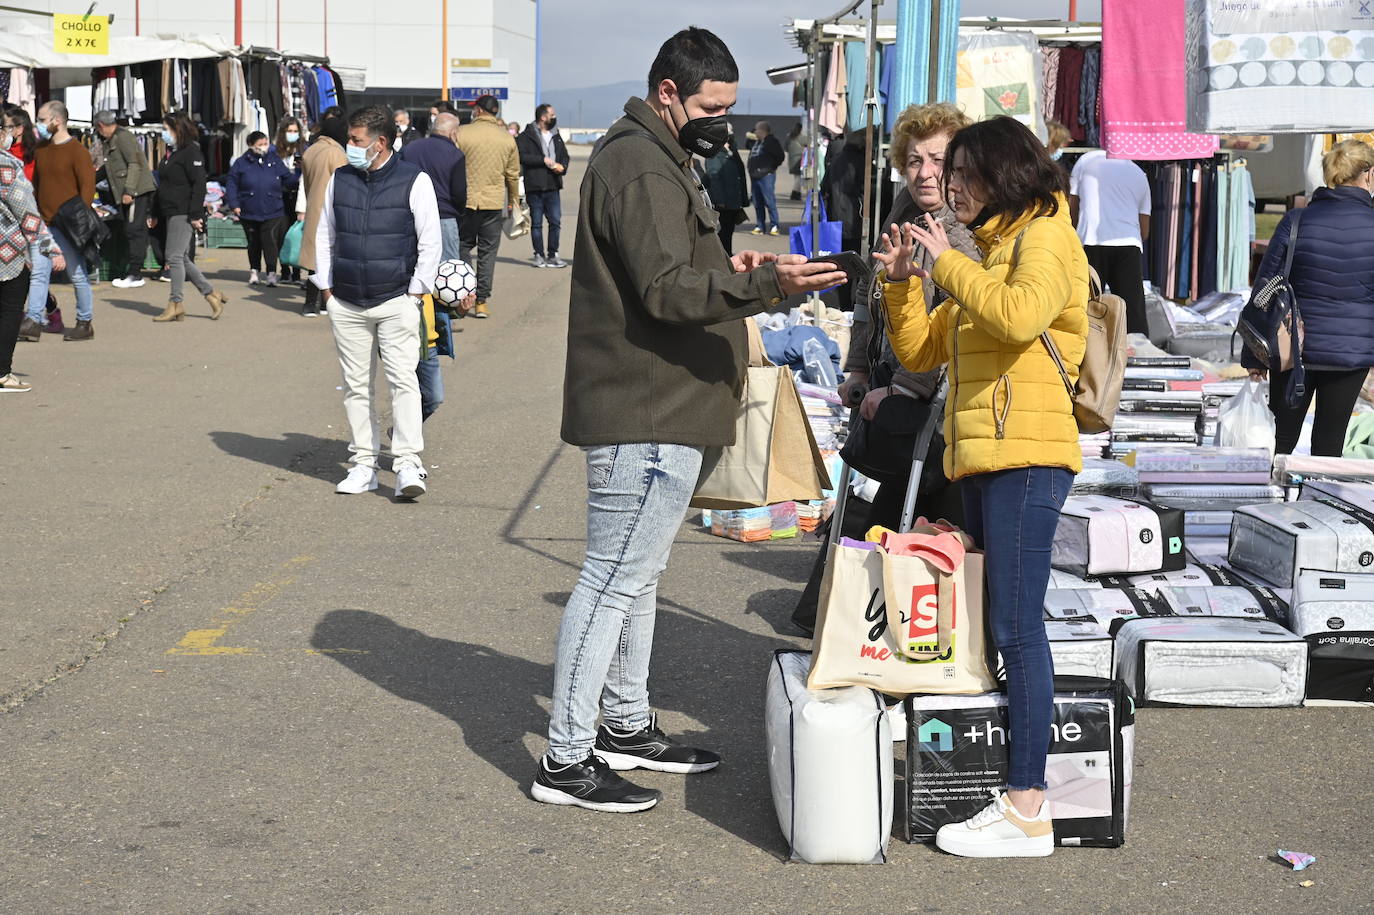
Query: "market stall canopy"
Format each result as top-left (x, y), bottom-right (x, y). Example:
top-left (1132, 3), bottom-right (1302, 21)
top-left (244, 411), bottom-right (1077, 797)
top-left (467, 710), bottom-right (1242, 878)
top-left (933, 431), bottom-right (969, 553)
top-left (0, 22), bottom-right (236, 89)
top-left (786, 17), bottom-right (1102, 47)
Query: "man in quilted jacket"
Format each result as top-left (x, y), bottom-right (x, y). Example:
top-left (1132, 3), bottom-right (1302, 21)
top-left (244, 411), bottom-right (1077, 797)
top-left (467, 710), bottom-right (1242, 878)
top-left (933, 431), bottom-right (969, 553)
top-left (455, 94), bottom-right (519, 318)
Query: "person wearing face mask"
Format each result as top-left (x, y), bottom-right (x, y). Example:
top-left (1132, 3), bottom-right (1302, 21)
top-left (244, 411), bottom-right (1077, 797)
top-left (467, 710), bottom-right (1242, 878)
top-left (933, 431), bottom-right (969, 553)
top-left (3, 107), bottom-right (37, 182)
top-left (274, 117), bottom-right (307, 285)
top-left (454, 94), bottom-right (520, 318)
top-left (226, 131), bottom-right (292, 287)
top-left (1045, 120), bottom-right (1072, 168)
top-left (93, 111), bottom-right (158, 290)
top-left (0, 129), bottom-right (53, 391)
top-left (147, 113), bottom-right (228, 322)
top-left (393, 109), bottom-right (420, 150)
top-left (877, 116), bottom-right (1088, 857)
top-left (313, 106), bottom-right (442, 501)
top-left (792, 102), bottom-right (978, 635)
top-left (516, 103), bottom-right (570, 268)
top-left (26, 101), bottom-right (98, 342)
top-left (534, 27), bottom-right (846, 815)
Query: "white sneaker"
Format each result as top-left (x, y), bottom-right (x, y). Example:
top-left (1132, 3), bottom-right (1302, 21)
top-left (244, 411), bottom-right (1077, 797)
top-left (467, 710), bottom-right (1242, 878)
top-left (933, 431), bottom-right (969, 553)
top-left (249, 269), bottom-right (260, 285)
top-left (266, 272), bottom-right (279, 287)
top-left (546, 255), bottom-right (568, 268)
top-left (112, 275), bottom-right (145, 288)
top-left (934, 790), bottom-right (1054, 858)
top-left (395, 465), bottom-right (427, 500)
top-left (0, 372), bottom-right (32, 393)
top-left (531, 254), bottom-right (546, 268)
top-left (335, 466), bottom-right (378, 494)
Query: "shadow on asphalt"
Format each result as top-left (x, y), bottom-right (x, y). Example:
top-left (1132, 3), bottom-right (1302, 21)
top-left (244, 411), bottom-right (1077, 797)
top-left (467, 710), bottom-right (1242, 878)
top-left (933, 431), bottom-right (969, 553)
top-left (744, 587), bottom-right (812, 639)
top-left (719, 545), bottom-right (815, 583)
top-left (103, 296), bottom-right (166, 318)
top-left (209, 430), bottom-right (352, 483)
top-left (312, 605), bottom-right (793, 858)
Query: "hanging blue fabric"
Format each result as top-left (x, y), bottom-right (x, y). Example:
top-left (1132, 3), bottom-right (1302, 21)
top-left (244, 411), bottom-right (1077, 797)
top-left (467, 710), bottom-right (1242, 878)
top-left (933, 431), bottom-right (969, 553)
top-left (890, 0), bottom-right (932, 118)
top-left (845, 41), bottom-right (868, 131)
top-left (936, 1), bottom-right (961, 102)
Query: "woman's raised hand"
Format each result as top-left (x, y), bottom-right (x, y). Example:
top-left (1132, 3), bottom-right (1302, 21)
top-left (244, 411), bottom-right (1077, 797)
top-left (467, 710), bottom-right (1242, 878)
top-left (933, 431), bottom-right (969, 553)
top-left (871, 222), bottom-right (920, 282)
top-left (908, 216), bottom-right (952, 265)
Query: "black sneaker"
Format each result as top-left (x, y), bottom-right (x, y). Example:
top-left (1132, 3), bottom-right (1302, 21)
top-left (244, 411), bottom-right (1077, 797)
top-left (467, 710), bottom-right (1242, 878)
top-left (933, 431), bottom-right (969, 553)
top-left (594, 714), bottom-right (721, 774)
top-left (531, 753), bottom-right (661, 813)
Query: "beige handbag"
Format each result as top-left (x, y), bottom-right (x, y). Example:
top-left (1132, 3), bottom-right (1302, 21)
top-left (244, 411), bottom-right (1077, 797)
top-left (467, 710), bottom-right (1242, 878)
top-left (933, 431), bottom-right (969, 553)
top-left (691, 322), bottom-right (831, 510)
top-left (807, 537), bottom-right (997, 696)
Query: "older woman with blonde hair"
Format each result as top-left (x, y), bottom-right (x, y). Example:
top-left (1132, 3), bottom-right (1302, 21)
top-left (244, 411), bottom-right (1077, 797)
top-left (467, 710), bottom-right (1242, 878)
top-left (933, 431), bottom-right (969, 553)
top-left (1244, 138), bottom-right (1374, 454)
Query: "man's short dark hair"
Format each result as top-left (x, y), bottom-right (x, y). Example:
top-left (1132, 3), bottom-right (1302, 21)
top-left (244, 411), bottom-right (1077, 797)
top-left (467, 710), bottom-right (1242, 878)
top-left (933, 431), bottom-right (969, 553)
top-left (320, 114), bottom-right (348, 146)
top-left (322, 105), bottom-right (344, 121)
top-left (431, 99), bottom-right (457, 115)
top-left (473, 95), bottom-right (500, 116)
top-left (245, 130), bottom-right (268, 147)
top-left (647, 27), bottom-right (738, 99)
top-left (348, 105), bottom-right (395, 144)
top-left (535, 103), bottom-right (552, 122)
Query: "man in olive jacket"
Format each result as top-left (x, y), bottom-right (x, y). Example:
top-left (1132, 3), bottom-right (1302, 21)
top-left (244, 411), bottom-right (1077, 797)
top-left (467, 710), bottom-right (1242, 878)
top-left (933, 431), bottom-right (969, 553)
top-left (94, 111), bottom-right (156, 288)
top-left (533, 27), bottom-right (845, 815)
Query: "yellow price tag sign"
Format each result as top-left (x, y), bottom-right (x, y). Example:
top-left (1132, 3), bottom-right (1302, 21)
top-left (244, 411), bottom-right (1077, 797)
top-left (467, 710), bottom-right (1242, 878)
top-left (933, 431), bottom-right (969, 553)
top-left (53, 14), bottom-right (109, 56)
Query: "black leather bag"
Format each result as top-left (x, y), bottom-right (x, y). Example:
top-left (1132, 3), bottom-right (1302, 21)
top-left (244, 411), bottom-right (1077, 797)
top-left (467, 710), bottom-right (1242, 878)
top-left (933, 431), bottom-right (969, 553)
top-left (55, 195), bottom-right (110, 268)
top-left (840, 365), bottom-right (941, 485)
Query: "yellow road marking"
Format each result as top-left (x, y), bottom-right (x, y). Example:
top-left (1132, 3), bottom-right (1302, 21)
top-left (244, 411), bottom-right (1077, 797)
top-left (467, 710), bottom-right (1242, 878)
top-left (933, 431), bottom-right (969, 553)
top-left (166, 556), bottom-right (314, 656)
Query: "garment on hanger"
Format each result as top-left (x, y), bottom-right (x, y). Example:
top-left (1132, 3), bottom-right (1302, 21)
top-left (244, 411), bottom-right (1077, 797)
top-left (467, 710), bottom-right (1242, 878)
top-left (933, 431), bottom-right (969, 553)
top-left (1078, 47), bottom-right (1101, 147)
top-left (1041, 47), bottom-right (1060, 126)
top-left (1052, 46), bottom-right (1085, 141)
top-left (844, 40), bottom-right (868, 131)
top-left (818, 47), bottom-right (844, 135)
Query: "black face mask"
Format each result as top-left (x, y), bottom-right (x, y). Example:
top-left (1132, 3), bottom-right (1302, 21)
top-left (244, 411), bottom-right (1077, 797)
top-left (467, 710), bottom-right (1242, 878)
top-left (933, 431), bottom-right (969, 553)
top-left (545, 117), bottom-right (557, 130)
top-left (673, 99), bottom-right (729, 158)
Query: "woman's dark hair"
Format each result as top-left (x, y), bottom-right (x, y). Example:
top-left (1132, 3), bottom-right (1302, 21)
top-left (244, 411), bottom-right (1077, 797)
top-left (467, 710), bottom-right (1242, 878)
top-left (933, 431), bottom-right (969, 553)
top-left (274, 116), bottom-right (304, 155)
top-left (245, 130), bottom-right (268, 148)
top-left (348, 105), bottom-right (395, 144)
top-left (943, 116), bottom-right (1068, 224)
top-left (3, 106), bottom-right (37, 163)
top-left (647, 27), bottom-right (738, 99)
top-left (163, 112), bottom-right (200, 149)
top-left (431, 99), bottom-right (457, 115)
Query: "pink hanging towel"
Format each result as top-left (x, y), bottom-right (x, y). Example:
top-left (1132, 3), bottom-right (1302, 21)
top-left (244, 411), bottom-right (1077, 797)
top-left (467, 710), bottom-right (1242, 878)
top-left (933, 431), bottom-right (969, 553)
top-left (1101, 0), bottom-right (1219, 160)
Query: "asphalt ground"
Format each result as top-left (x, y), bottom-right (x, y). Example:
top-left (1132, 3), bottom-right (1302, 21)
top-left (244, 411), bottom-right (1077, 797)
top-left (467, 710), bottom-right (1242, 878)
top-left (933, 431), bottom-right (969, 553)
top-left (1, 150), bottom-right (1370, 913)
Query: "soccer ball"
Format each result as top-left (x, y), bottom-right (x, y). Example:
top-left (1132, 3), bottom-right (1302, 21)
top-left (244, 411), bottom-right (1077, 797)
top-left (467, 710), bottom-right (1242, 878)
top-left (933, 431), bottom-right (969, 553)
top-left (433, 258), bottom-right (477, 305)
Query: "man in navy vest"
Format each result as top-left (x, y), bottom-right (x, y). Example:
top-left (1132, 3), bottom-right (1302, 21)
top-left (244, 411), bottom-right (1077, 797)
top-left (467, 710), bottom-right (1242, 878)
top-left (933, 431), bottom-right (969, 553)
top-left (313, 106), bottom-right (443, 500)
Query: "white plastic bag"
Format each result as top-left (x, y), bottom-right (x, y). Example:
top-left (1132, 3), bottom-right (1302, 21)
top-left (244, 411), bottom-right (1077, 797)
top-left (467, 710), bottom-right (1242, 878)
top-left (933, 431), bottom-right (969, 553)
top-left (765, 650), bottom-right (892, 864)
top-left (1216, 379), bottom-right (1275, 452)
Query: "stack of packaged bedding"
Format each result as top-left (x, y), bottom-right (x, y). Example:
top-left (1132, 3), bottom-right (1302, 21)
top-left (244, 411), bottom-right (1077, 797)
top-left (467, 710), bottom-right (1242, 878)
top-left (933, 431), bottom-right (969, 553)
top-left (796, 382), bottom-right (847, 452)
top-left (1111, 357), bottom-right (1204, 458)
top-left (1273, 454), bottom-right (1374, 495)
top-left (1072, 458), bottom-right (1139, 498)
top-left (1079, 431), bottom-right (1110, 460)
top-left (1124, 447), bottom-right (1278, 545)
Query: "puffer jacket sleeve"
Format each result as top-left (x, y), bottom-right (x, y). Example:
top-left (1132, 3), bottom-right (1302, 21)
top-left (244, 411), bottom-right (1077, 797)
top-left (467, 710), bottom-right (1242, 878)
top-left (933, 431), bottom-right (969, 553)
top-left (882, 277), bottom-right (953, 373)
top-left (932, 220), bottom-right (1075, 345)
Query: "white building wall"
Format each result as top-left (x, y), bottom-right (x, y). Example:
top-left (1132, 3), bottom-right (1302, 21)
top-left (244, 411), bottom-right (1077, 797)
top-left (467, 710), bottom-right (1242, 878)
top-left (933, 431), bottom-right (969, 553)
top-left (3, 0), bottom-right (538, 125)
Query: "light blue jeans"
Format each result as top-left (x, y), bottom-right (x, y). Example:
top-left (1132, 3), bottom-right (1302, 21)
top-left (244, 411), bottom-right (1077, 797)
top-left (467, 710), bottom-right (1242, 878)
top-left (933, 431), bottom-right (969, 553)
top-left (27, 227), bottom-right (94, 323)
top-left (24, 240), bottom-right (47, 323)
top-left (547, 442), bottom-right (704, 764)
top-left (439, 217), bottom-right (460, 261)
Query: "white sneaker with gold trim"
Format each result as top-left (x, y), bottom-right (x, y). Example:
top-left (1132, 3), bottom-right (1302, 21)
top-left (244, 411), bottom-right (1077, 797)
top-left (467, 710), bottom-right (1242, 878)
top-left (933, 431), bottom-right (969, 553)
top-left (935, 790), bottom-right (1054, 858)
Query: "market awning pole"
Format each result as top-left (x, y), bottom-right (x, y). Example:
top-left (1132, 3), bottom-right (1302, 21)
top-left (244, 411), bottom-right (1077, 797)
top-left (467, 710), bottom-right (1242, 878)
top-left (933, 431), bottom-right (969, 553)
top-left (809, 21), bottom-right (822, 267)
top-left (1069, 0), bottom-right (1078, 21)
top-left (234, 0), bottom-right (243, 46)
top-left (441, 0), bottom-right (449, 101)
top-left (928, 0), bottom-right (943, 104)
top-left (859, 0), bottom-right (879, 255)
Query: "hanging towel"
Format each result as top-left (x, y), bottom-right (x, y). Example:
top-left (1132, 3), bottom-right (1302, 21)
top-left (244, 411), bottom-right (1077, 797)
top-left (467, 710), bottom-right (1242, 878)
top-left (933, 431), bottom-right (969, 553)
top-left (957, 30), bottom-right (1046, 140)
top-left (1102, 0), bottom-right (1219, 160)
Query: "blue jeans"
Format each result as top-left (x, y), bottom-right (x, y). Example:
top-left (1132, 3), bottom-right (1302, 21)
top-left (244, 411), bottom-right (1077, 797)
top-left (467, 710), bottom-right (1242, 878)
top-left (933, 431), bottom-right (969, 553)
top-left (24, 240), bottom-right (48, 323)
top-left (547, 442), bottom-right (704, 764)
top-left (961, 465), bottom-right (1073, 791)
top-left (751, 172), bottom-right (779, 231)
top-left (527, 189), bottom-right (561, 258)
top-left (417, 350), bottom-right (444, 421)
top-left (28, 227), bottom-right (94, 323)
top-left (439, 217), bottom-right (460, 261)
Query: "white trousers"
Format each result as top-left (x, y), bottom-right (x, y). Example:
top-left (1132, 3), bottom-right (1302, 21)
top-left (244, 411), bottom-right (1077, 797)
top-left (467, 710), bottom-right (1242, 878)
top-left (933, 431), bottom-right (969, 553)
top-left (328, 293), bottom-right (424, 471)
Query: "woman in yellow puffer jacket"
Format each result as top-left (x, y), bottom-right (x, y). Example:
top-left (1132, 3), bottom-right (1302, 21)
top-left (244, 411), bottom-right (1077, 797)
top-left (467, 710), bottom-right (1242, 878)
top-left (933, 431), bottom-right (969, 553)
top-left (874, 116), bottom-right (1090, 860)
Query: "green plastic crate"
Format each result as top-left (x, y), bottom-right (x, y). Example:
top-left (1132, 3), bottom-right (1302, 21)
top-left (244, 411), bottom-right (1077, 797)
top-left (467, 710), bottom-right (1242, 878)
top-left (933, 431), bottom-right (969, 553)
top-left (206, 219), bottom-right (247, 248)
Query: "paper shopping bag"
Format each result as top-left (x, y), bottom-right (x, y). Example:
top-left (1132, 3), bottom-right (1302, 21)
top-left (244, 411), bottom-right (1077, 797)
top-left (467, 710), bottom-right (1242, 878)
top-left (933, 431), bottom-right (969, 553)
top-left (807, 543), bottom-right (997, 696)
top-left (691, 325), bottom-right (830, 510)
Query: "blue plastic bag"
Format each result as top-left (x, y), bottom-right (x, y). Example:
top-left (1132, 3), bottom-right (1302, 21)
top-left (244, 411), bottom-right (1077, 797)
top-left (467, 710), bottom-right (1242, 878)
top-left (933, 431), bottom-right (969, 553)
top-left (789, 196), bottom-right (844, 293)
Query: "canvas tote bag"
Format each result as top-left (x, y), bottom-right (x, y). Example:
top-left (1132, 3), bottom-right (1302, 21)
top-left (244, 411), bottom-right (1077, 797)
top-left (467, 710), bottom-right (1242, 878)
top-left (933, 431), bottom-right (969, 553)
top-left (807, 536), bottom-right (997, 696)
top-left (691, 322), bottom-right (831, 510)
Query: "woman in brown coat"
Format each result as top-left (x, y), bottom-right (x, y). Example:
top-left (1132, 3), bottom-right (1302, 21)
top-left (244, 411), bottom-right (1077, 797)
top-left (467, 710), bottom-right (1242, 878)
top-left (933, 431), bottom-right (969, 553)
top-left (294, 114), bottom-right (348, 317)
